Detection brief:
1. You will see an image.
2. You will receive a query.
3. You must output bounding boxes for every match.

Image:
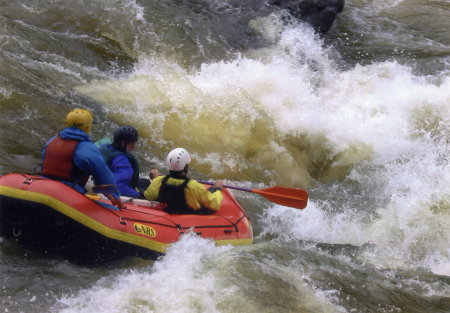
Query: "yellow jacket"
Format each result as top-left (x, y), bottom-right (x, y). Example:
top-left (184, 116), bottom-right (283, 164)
top-left (144, 175), bottom-right (223, 212)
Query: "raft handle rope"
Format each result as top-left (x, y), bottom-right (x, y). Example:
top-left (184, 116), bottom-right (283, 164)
top-left (19, 173), bottom-right (45, 184)
top-left (116, 215), bottom-right (236, 234)
top-left (19, 173), bottom-right (59, 185)
top-left (23, 178), bottom-right (33, 185)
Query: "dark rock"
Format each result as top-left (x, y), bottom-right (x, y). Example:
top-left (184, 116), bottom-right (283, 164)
top-left (270, 0), bottom-right (345, 34)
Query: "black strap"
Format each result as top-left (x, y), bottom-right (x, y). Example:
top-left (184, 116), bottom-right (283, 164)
top-left (157, 176), bottom-right (192, 214)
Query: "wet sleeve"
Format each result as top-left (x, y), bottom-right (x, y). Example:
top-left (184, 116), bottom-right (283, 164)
top-left (110, 155), bottom-right (140, 198)
top-left (188, 180), bottom-right (223, 212)
top-left (73, 142), bottom-right (120, 199)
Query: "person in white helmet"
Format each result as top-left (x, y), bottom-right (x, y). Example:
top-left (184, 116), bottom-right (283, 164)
top-left (144, 148), bottom-right (224, 214)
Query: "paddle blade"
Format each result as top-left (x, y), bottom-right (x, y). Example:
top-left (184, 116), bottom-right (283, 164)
top-left (253, 187), bottom-right (308, 209)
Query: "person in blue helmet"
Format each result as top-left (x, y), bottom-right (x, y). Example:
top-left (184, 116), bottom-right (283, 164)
top-left (99, 126), bottom-right (150, 198)
top-left (41, 109), bottom-right (124, 209)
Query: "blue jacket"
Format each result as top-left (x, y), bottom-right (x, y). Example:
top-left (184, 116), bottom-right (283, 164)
top-left (41, 127), bottom-right (120, 199)
top-left (110, 154), bottom-right (141, 197)
top-left (99, 144), bottom-right (141, 197)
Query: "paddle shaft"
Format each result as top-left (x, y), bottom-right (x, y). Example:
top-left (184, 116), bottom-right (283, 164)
top-left (92, 181), bottom-right (308, 210)
top-left (198, 180), bottom-right (253, 192)
top-left (198, 180), bottom-right (308, 209)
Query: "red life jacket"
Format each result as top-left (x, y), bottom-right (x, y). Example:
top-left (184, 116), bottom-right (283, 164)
top-left (41, 136), bottom-right (88, 185)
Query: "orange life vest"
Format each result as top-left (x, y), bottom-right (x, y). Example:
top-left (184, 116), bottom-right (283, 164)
top-left (41, 136), bottom-right (88, 185)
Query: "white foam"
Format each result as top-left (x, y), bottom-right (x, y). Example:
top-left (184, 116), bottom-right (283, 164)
top-left (259, 202), bottom-right (368, 246)
top-left (75, 20), bottom-right (450, 272)
top-left (431, 261), bottom-right (450, 277)
top-left (55, 233), bottom-right (232, 313)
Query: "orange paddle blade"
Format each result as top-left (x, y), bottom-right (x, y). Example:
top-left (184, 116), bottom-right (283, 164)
top-left (252, 187), bottom-right (308, 209)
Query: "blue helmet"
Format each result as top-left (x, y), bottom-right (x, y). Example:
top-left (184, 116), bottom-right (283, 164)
top-left (113, 126), bottom-right (138, 145)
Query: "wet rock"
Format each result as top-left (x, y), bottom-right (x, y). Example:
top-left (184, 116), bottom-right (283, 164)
top-left (270, 0), bottom-right (345, 34)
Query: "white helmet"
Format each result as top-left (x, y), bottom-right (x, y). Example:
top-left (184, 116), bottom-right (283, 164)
top-left (166, 148), bottom-right (191, 171)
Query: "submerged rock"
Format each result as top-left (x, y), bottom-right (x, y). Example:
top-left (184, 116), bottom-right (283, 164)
top-left (270, 0), bottom-right (345, 34)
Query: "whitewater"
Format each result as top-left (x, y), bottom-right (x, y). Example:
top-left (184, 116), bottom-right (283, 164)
top-left (1, 0), bottom-right (449, 312)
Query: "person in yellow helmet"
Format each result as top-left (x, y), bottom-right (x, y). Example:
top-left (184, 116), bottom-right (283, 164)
top-left (65, 108), bottom-right (93, 133)
top-left (41, 108), bottom-right (124, 209)
top-left (144, 148), bottom-right (223, 214)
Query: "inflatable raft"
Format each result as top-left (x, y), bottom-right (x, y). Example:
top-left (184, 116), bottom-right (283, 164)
top-left (0, 173), bottom-right (253, 263)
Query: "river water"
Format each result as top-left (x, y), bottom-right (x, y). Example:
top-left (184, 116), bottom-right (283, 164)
top-left (1, 0), bottom-right (450, 312)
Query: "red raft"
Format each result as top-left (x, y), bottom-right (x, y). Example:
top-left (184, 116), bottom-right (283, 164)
top-left (0, 173), bottom-right (253, 263)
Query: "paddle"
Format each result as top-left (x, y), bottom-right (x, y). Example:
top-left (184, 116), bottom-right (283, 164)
top-left (198, 180), bottom-right (308, 210)
top-left (92, 184), bottom-right (125, 210)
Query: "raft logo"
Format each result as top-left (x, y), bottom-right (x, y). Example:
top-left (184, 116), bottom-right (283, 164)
top-left (134, 223), bottom-right (156, 237)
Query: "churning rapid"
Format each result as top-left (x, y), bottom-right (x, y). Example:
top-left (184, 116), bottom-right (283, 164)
top-left (1, 0), bottom-right (450, 312)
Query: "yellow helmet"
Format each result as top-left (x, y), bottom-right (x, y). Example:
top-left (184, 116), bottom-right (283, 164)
top-left (65, 109), bottom-right (93, 133)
